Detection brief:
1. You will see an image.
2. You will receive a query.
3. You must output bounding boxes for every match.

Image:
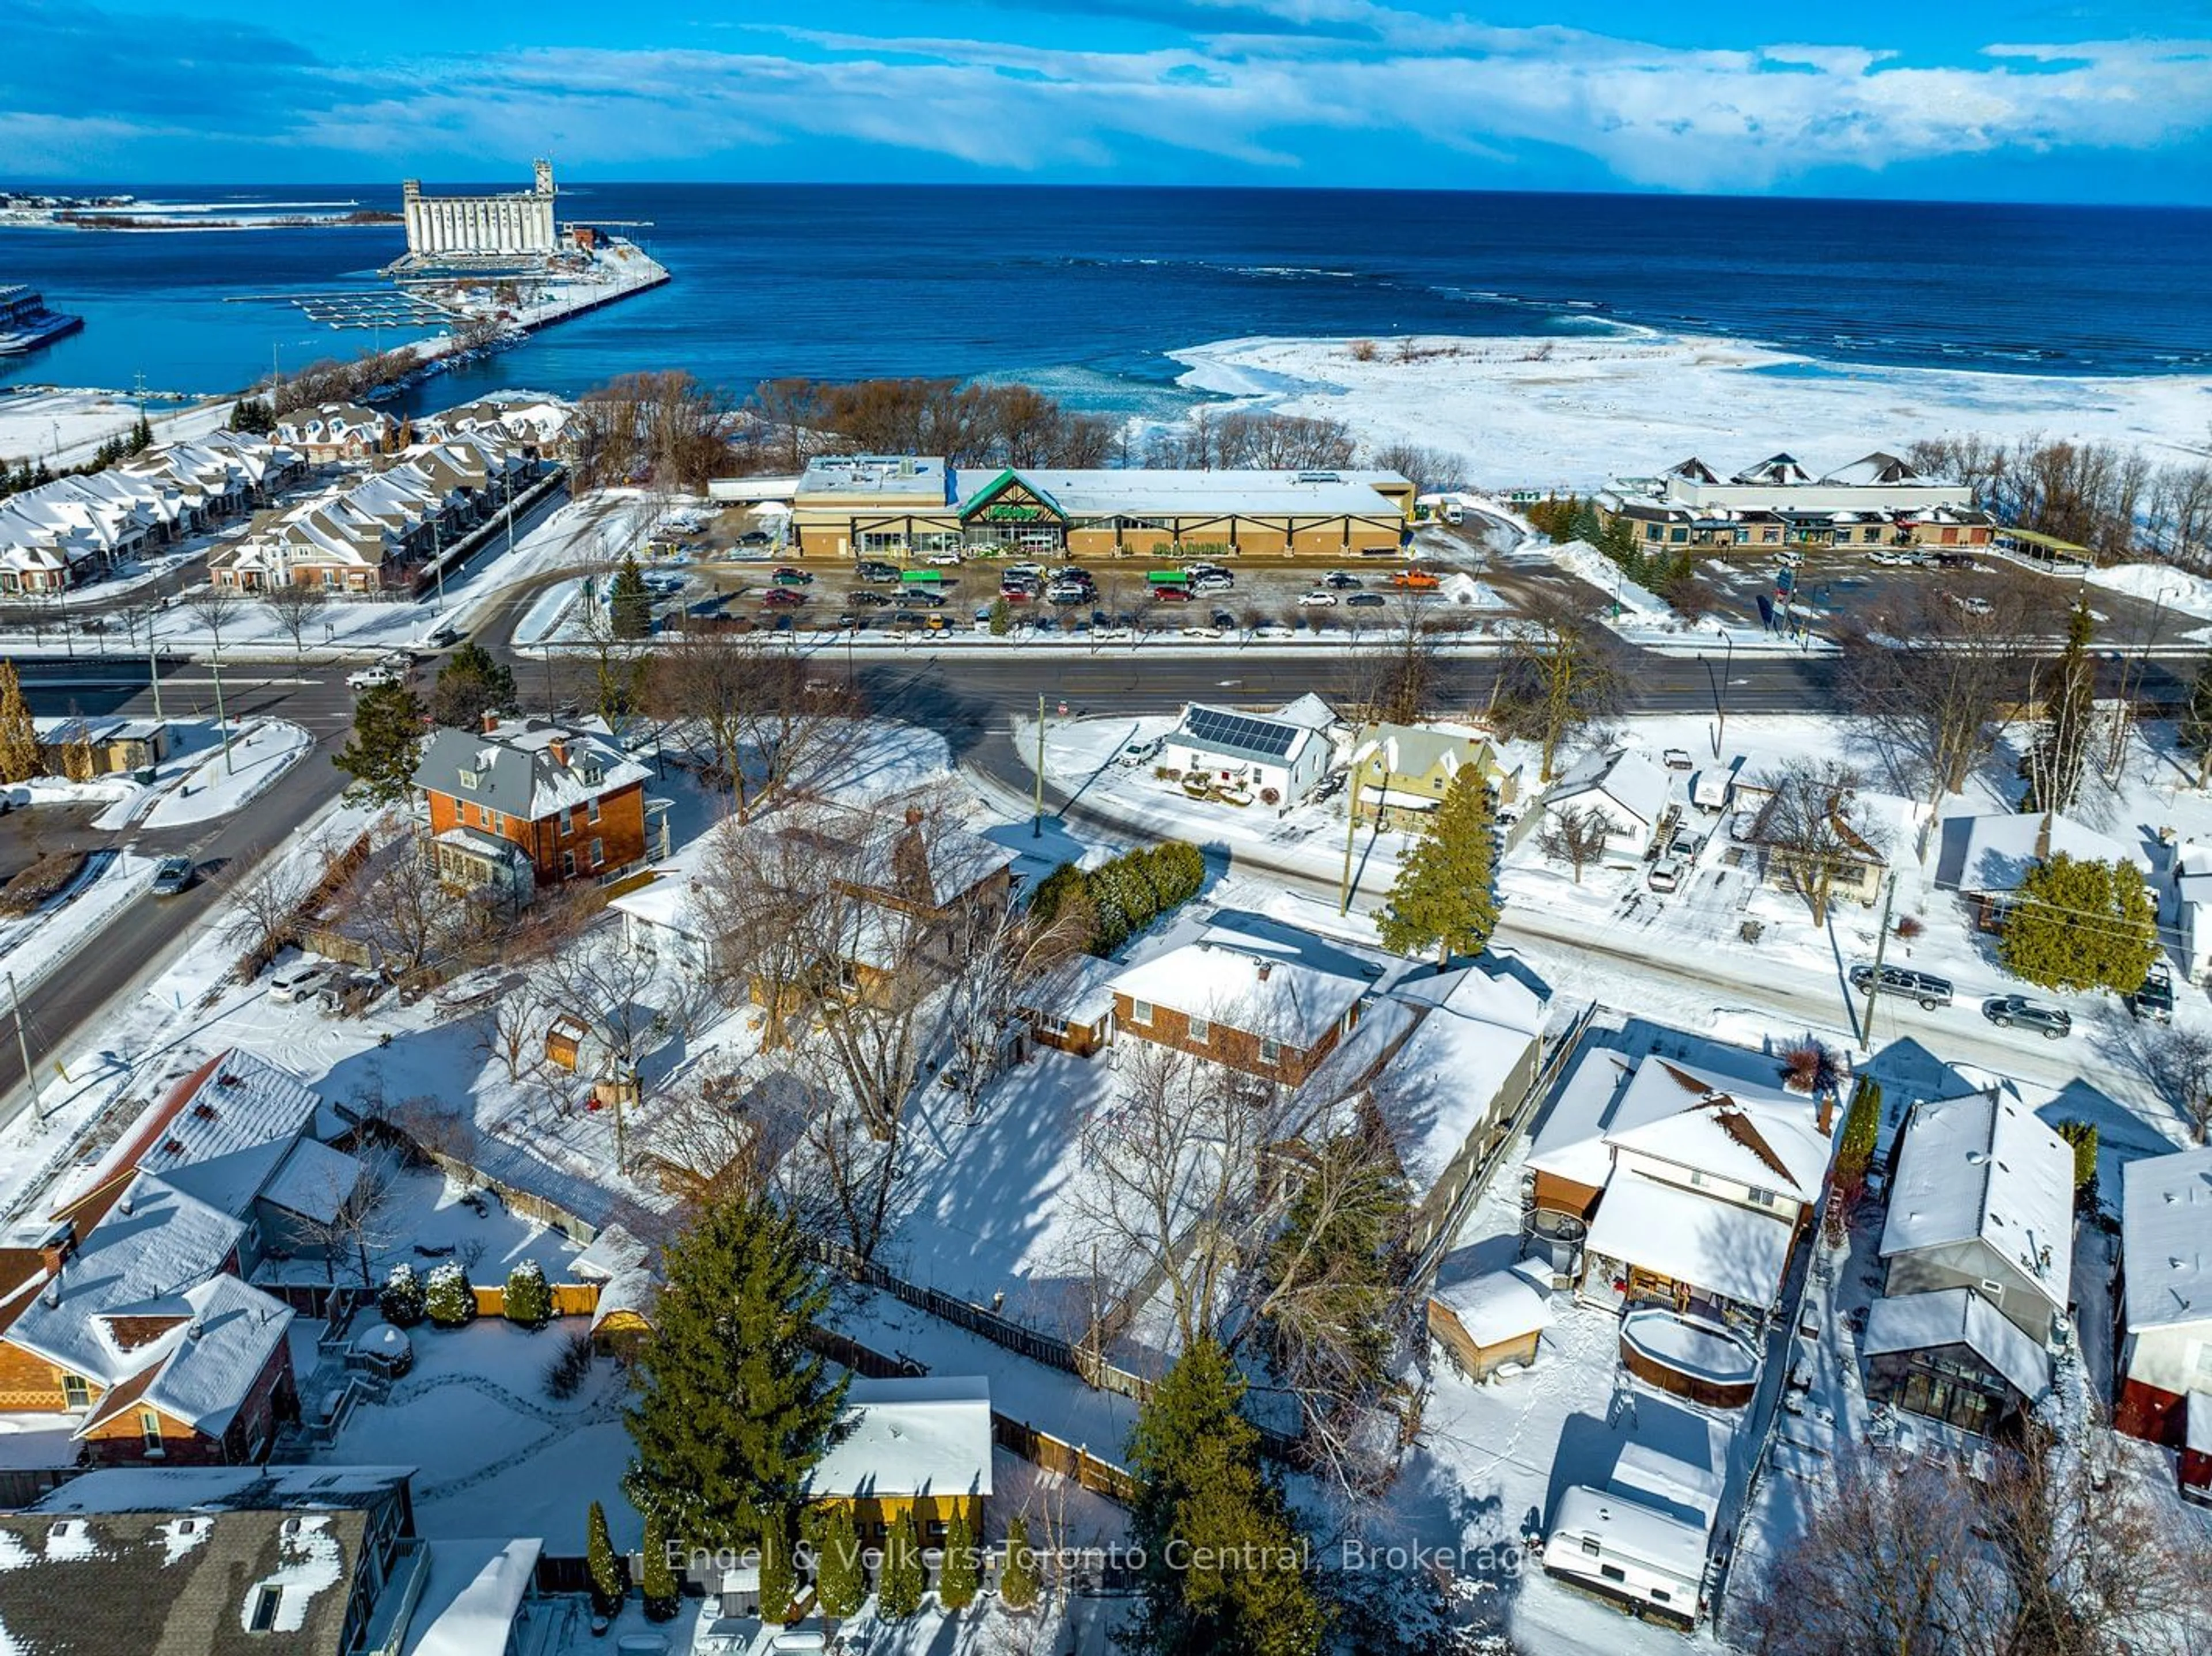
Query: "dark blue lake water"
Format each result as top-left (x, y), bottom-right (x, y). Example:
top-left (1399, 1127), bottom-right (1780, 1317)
top-left (5, 184), bottom-right (2209, 411)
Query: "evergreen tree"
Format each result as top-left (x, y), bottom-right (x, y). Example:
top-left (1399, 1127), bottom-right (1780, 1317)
top-left (878, 1508), bottom-right (925, 1618)
top-left (430, 641), bottom-right (516, 730)
top-left (585, 1499), bottom-right (627, 1617)
top-left (1374, 767), bottom-right (1500, 967)
top-left (609, 555), bottom-right (654, 639)
top-left (130, 414), bottom-right (153, 454)
top-left (2182, 651), bottom-right (2212, 787)
top-left (503, 1258), bottom-right (550, 1328)
top-left (759, 1517), bottom-right (799, 1624)
top-left (640, 1510), bottom-right (679, 1622)
top-left (0, 663), bottom-right (40, 784)
top-left (938, 1507), bottom-right (979, 1610)
top-left (999, 1515), bottom-right (1041, 1612)
top-left (988, 597), bottom-right (1013, 636)
top-left (423, 1261), bottom-right (475, 1328)
top-left (810, 1506), bottom-right (866, 1618)
top-left (2024, 597), bottom-right (2097, 813)
top-left (1823, 1077), bottom-right (1883, 1246)
top-left (1127, 1339), bottom-right (1327, 1656)
top-left (622, 1192), bottom-right (846, 1552)
top-left (332, 681), bottom-right (426, 804)
top-left (378, 1263), bottom-right (426, 1327)
top-left (1998, 852), bottom-right (2159, 994)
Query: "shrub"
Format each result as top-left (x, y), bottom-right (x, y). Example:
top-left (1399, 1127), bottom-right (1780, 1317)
top-left (1260, 786), bottom-right (1280, 806)
top-left (878, 1509), bottom-right (925, 1618)
top-left (378, 1263), bottom-right (426, 1328)
top-left (2055, 1119), bottom-right (2100, 1212)
top-left (503, 1259), bottom-right (551, 1329)
top-left (1779, 1041), bottom-right (1835, 1094)
top-left (988, 598), bottom-right (1012, 636)
top-left (1895, 915), bottom-right (1925, 941)
top-left (586, 1499), bottom-right (627, 1618)
top-left (810, 1506), bottom-right (865, 1618)
top-left (1824, 1077), bottom-right (1883, 1248)
top-left (938, 1507), bottom-right (979, 1610)
top-left (760, 1524), bottom-right (799, 1625)
top-left (544, 1329), bottom-right (595, 1400)
top-left (1000, 1514), bottom-right (1041, 1611)
top-left (1349, 339), bottom-right (1378, 362)
top-left (641, 1511), bottom-right (679, 1623)
top-left (423, 1261), bottom-right (475, 1328)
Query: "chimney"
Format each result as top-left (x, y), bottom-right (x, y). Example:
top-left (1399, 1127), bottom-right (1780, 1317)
top-left (1257, 962), bottom-right (1272, 982)
top-left (1816, 1089), bottom-right (1836, 1135)
top-left (482, 710), bottom-right (501, 736)
top-left (37, 1222), bottom-right (74, 1276)
top-left (548, 738), bottom-right (570, 769)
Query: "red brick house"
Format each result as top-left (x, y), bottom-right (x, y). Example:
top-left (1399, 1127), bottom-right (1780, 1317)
top-left (414, 715), bottom-right (656, 896)
top-left (1109, 938), bottom-right (1369, 1087)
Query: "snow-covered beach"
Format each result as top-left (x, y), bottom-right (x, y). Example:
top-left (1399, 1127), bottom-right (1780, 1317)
top-left (1171, 330), bottom-right (2212, 490)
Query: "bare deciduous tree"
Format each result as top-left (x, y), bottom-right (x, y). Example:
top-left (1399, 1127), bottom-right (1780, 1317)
top-left (1534, 805), bottom-right (1609, 885)
top-left (286, 1146), bottom-right (403, 1290)
top-left (258, 582), bottom-right (330, 661)
top-left (1752, 758), bottom-right (1888, 927)
top-left (1493, 589), bottom-right (1624, 783)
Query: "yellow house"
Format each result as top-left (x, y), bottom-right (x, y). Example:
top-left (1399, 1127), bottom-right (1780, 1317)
top-left (803, 1376), bottom-right (993, 1545)
top-left (1351, 722), bottom-right (1518, 830)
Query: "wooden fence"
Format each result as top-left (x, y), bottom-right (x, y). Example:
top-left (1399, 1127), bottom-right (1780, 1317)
top-left (467, 1280), bottom-right (603, 1320)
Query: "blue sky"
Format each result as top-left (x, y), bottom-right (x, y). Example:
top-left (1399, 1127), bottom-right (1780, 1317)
top-left (6, 0), bottom-right (2210, 201)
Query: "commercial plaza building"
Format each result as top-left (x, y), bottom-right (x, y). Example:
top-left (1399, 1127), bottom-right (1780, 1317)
top-left (787, 456), bottom-right (1415, 559)
top-left (1597, 452), bottom-right (1996, 552)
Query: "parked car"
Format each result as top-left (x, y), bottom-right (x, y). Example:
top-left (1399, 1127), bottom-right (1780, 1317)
top-left (856, 561), bottom-right (903, 583)
top-left (907, 589), bottom-right (949, 608)
top-left (1848, 964), bottom-right (1955, 1010)
top-left (1647, 858), bottom-right (1684, 893)
top-left (924, 550), bottom-right (964, 566)
top-left (1150, 586), bottom-right (1194, 602)
top-left (1003, 563), bottom-right (1046, 581)
top-left (1120, 736), bottom-right (1164, 766)
top-left (771, 567), bottom-right (813, 585)
top-left (1324, 571), bottom-right (1362, 590)
top-left (1297, 590), bottom-right (1338, 608)
top-left (1982, 995), bottom-right (2072, 1040)
top-left (1181, 624), bottom-right (1225, 640)
top-left (267, 960), bottom-right (335, 1004)
top-left (999, 582), bottom-right (1036, 602)
top-left (1252, 623), bottom-right (1295, 639)
top-left (149, 857), bottom-right (195, 896)
top-left (346, 666), bottom-right (400, 691)
top-left (737, 529), bottom-right (773, 547)
top-left (1662, 748), bottom-right (1694, 771)
top-left (1345, 592), bottom-right (1388, 609)
top-left (891, 610), bottom-right (925, 628)
top-left (1191, 574), bottom-right (1235, 594)
top-left (1046, 582), bottom-right (1091, 605)
top-left (760, 588), bottom-right (809, 608)
top-left (850, 590), bottom-right (893, 608)
top-left (2125, 964), bottom-right (2176, 1024)
top-left (1388, 569), bottom-right (1440, 589)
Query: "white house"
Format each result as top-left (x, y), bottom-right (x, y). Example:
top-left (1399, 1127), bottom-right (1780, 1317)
top-left (1539, 749), bottom-right (1671, 862)
top-left (2168, 842), bottom-right (2212, 984)
top-left (2116, 1146), bottom-right (2212, 1447)
top-left (1166, 702), bottom-right (1332, 808)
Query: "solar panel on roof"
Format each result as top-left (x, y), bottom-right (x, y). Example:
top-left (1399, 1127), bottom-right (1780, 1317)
top-left (1184, 706), bottom-right (1298, 759)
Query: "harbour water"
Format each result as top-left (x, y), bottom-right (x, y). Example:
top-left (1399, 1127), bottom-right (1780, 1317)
top-left (3, 184), bottom-right (2209, 414)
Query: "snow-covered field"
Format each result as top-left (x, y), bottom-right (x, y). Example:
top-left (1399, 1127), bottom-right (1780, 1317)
top-left (1172, 331), bottom-right (2212, 490)
top-left (0, 385), bottom-right (233, 472)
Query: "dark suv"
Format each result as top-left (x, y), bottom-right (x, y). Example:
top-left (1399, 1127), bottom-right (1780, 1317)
top-left (1848, 964), bottom-right (1955, 1010)
top-left (2126, 964), bottom-right (2175, 1024)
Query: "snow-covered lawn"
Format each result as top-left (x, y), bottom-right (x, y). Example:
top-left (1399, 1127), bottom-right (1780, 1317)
top-left (138, 717), bottom-right (312, 828)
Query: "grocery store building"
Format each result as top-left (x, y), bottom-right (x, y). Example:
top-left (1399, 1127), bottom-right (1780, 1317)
top-left (787, 456), bottom-right (1414, 560)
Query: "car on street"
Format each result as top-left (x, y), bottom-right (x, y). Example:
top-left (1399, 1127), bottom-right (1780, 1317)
top-left (425, 624), bottom-right (462, 649)
top-left (268, 960), bottom-right (335, 1004)
top-left (149, 857), bottom-right (195, 896)
top-left (346, 666), bottom-right (400, 691)
top-left (1298, 590), bottom-right (1338, 608)
top-left (760, 588), bottom-right (809, 608)
top-left (1848, 963), bottom-right (1955, 1009)
top-left (1324, 571), bottom-right (1361, 589)
top-left (771, 566), bottom-right (813, 585)
top-left (2125, 964), bottom-right (2175, 1023)
top-left (1346, 592), bottom-right (1388, 609)
top-left (1982, 995), bottom-right (2072, 1040)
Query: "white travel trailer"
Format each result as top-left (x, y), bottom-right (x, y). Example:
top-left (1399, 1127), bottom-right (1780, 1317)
top-left (1541, 1485), bottom-right (1707, 1625)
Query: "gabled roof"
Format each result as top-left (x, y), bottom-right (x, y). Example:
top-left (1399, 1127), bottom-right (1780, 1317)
top-left (1665, 456), bottom-right (1721, 484)
top-left (1863, 1287), bottom-right (2051, 1401)
top-left (1820, 451), bottom-right (1925, 487)
top-left (1543, 749), bottom-right (1669, 831)
top-left (1604, 1086), bottom-right (1831, 1204)
top-left (1112, 939), bottom-right (1369, 1049)
top-left (959, 467), bottom-right (1066, 522)
top-left (2120, 1145), bottom-right (2212, 1332)
top-left (1431, 1266), bottom-right (1552, 1347)
top-left (411, 719), bottom-right (651, 823)
top-left (257, 1139), bottom-right (364, 1227)
top-left (1370, 964), bottom-right (1548, 1192)
top-left (126, 1049), bottom-right (326, 1218)
top-left (1731, 453), bottom-right (1813, 487)
top-left (1879, 1090), bottom-right (2075, 1310)
top-left (1946, 810), bottom-right (2147, 895)
top-left (1353, 722), bottom-right (1489, 783)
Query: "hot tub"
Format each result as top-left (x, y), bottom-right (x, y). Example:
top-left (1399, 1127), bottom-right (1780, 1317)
top-left (1619, 1308), bottom-right (1760, 1407)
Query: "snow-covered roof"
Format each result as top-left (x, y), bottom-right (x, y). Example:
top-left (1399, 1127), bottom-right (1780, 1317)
top-left (410, 1537), bottom-right (543, 1656)
top-left (1543, 748), bottom-right (1669, 830)
top-left (1352, 721), bottom-right (1489, 784)
top-left (2120, 1146), bottom-right (2212, 1332)
top-left (1019, 953), bottom-right (1122, 1028)
top-left (1370, 964), bottom-right (1548, 1192)
top-left (1112, 939), bottom-right (1369, 1049)
top-left (31, 1464), bottom-right (414, 1514)
top-left (257, 1138), bottom-right (363, 1226)
top-left (119, 1274), bottom-right (294, 1437)
top-left (1527, 1051), bottom-right (1805, 1192)
top-left (1431, 1268), bottom-right (1552, 1348)
top-left (1605, 1092), bottom-right (1832, 1205)
top-left (1863, 1287), bottom-right (2051, 1401)
top-left (1171, 703), bottom-right (1324, 772)
top-left (805, 1376), bottom-right (994, 1503)
top-left (127, 1049), bottom-right (326, 1216)
top-left (412, 717), bottom-right (651, 823)
top-left (1547, 1484), bottom-right (1709, 1583)
top-left (1819, 451), bottom-right (1925, 487)
top-left (1274, 692), bottom-right (1338, 733)
top-left (1947, 810), bottom-right (2149, 894)
top-left (1585, 1170), bottom-right (1796, 1309)
top-left (1879, 1090), bottom-right (2075, 1311)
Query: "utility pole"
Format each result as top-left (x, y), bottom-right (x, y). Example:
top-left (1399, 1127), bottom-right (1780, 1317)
top-left (430, 515), bottom-right (445, 613)
top-left (1032, 695), bottom-right (1046, 839)
top-left (6, 973), bottom-right (39, 1124)
top-left (1860, 872), bottom-right (1899, 1055)
top-left (1339, 763), bottom-right (1364, 914)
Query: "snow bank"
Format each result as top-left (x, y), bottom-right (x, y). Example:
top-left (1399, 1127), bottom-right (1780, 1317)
top-left (142, 720), bottom-right (311, 828)
top-left (2084, 562), bottom-right (2212, 622)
